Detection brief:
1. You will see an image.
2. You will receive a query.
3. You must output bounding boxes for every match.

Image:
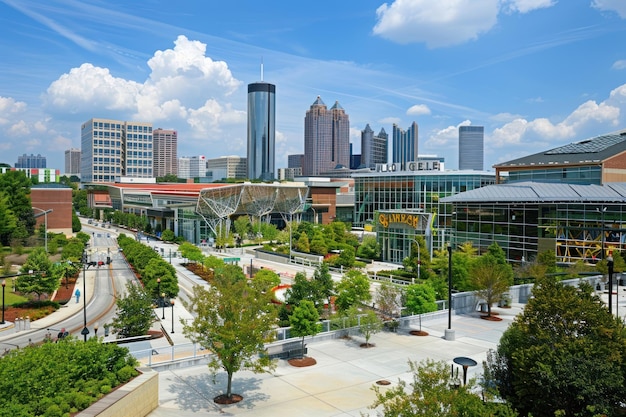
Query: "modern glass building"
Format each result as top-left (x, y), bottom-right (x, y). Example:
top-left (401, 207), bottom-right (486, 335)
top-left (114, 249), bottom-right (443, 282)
top-left (353, 169), bottom-right (497, 263)
top-left (392, 122), bottom-right (418, 169)
top-left (361, 124), bottom-right (388, 169)
top-left (458, 125), bottom-right (484, 170)
top-left (80, 118), bottom-right (153, 183)
top-left (247, 82), bottom-right (276, 181)
top-left (442, 182), bottom-right (626, 264)
top-left (303, 96), bottom-right (350, 176)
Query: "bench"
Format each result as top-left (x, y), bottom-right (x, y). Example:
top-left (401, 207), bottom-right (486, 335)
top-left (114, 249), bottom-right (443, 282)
top-left (265, 341), bottom-right (308, 360)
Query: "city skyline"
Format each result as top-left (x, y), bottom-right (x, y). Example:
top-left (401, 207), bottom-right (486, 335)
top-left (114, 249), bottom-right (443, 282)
top-left (1, 1), bottom-right (626, 173)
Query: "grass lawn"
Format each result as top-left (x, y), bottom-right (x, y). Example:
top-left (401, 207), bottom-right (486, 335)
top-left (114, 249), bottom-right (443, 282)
top-left (2, 278), bottom-right (29, 305)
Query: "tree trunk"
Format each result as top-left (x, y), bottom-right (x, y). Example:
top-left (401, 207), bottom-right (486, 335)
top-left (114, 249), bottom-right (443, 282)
top-left (301, 336), bottom-right (305, 359)
top-left (226, 370), bottom-right (233, 398)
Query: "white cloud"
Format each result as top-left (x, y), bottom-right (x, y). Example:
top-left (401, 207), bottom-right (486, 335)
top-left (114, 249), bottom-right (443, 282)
top-left (373, 0), bottom-right (500, 47)
top-left (406, 104), bottom-right (431, 116)
top-left (7, 120), bottom-right (30, 136)
top-left (490, 112), bottom-right (525, 123)
top-left (592, 0), bottom-right (626, 18)
top-left (504, 0), bottom-right (556, 14)
top-left (379, 116), bottom-right (401, 125)
top-left (373, 0), bottom-right (557, 47)
top-left (425, 120), bottom-right (471, 147)
top-left (612, 60), bottom-right (626, 70)
top-left (186, 99), bottom-right (245, 141)
top-left (0, 97), bottom-right (27, 125)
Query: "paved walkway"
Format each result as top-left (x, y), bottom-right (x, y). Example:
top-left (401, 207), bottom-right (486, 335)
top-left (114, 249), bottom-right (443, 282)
top-left (147, 305), bottom-right (523, 417)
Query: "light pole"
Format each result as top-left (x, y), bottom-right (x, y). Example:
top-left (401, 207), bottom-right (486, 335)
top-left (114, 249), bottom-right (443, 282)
top-left (170, 300), bottom-right (175, 334)
top-left (413, 238), bottom-right (421, 280)
top-left (1, 280), bottom-right (5, 325)
top-left (81, 250), bottom-right (90, 342)
top-left (607, 254), bottom-right (614, 315)
top-left (445, 244), bottom-right (455, 341)
top-left (289, 212), bottom-right (293, 264)
top-left (161, 293), bottom-right (166, 319)
top-left (32, 207), bottom-right (53, 253)
top-left (157, 278), bottom-right (161, 303)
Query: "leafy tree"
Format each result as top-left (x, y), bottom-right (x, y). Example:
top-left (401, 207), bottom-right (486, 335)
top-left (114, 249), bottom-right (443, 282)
top-left (367, 359), bottom-right (518, 417)
top-left (334, 269), bottom-right (372, 313)
top-left (375, 281), bottom-right (401, 319)
top-left (111, 282), bottom-right (155, 338)
top-left (18, 247), bottom-right (56, 299)
top-left (312, 262), bottom-right (334, 315)
top-left (471, 255), bottom-right (513, 317)
top-left (403, 235), bottom-right (430, 276)
top-left (404, 282), bottom-right (438, 315)
top-left (260, 222), bottom-right (279, 243)
top-left (295, 231), bottom-right (310, 252)
top-left (334, 245), bottom-right (356, 268)
top-left (0, 195), bottom-right (17, 246)
top-left (354, 308), bottom-right (383, 347)
top-left (356, 235), bottom-right (380, 259)
top-left (141, 258), bottom-right (178, 299)
top-left (179, 241), bottom-right (203, 263)
top-left (0, 170), bottom-right (34, 243)
top-left (288, 300), bottom-right (321, 358)
top-left (309, 230), bottom-right (328, 255)
top-left (233, 215), bottom-right (251, 242)
top-left (485, 277), bottom-right (626, 417)
top-left (536, 249), bottom-right (558, 274)
top-left (182, 266), bottom-right (277, 401)
top-left (285, 271), bottom-right (324, 312)
top-left (160, 229), bottom-right (175, 242)
top-left (253, 268), bottom-right (281, 292)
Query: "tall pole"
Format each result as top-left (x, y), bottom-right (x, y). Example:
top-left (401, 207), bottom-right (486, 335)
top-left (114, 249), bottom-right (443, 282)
top-left (413, 238), bottom-right (421, 280)
top-left (607, 254), bottom-right (614, 315)
top-left (161, 293), bottom-right (166, 319)
top-left (447, 244), bottom-right (452, 330)
top-left (1, 280), bottom-right (5, 325)
top-left (81, 251), bottom-right (89, 342)
top-left (289, 212), bottom-right (293, 264)
top-left (171, 300), bottom-right (175, 333)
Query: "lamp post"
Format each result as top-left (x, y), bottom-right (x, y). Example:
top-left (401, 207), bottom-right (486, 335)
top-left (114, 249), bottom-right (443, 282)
top-left (289, 212), bottom-right (293, 264)
top-left (94, 322), bottom-right (99, 338)
top-left (32, 207), bottom-right (53, 253)
top-left (607, 254), bottom-right (614, 315)
top-left (445, 244), bottom-right (455, 341)
top-left (81, 250), bottom-right (90, 342)
top-left (157, 278), bottom-right (161, 303)
top-left (596, 206), bottom-right (607, 260)
top-left (161, 293), bottom-right (166, 319)
top-left (170, 300), bottom-right (175, 334)
top-left (1, 280), bottom-right (5, 325)
top-left (412, 238), bottom-right (421, 280)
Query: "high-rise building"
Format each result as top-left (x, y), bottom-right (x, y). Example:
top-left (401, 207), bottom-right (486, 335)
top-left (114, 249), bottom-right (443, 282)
top-left (16, 153), bottom-right (46, 169)
top-left (247, 82), bottom-right (276, 181)
top-left (153, 128), bottom-right (178, 178)
top-left (458, 125), bottom-right (484, 170)
top-left (392, 122), bottom-right (418, 168)
top-left (206, 156), bottom-right (247, 182)
top-left (361, 124), bottom-right (388, 169)
top-left (178, 156), bottom-right (206, 179)
top-left (288, 154), bottom-right (304, 169)
top-left (64, 148), bottom-right (81, 175)
top-left (80, 118), bottom-right (153, 183)
top-left (303, 96), bottom-right (350, 176)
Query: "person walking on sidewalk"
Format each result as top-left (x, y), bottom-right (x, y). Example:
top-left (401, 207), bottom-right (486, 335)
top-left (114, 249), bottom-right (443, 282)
top-left (75, 288), bottom-right (81, 303)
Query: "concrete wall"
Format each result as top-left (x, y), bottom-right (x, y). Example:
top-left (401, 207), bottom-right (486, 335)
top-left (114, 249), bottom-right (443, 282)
top-left (75, 367), bottom-right (158, 417)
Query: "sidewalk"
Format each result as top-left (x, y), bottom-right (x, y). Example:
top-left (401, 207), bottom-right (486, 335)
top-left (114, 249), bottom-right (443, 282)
top-left (147, 305), bottom-right (522, 417)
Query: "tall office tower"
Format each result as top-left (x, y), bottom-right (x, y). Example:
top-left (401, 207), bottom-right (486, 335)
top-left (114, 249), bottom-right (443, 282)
top-left (153, 128), bottom-right (178, 178)
top-left (206, 156), bottom-right (247, 181)
top-left (247, 81), bottom-right (276, 181)
top-left (80, 118), bottom-right (153, 183)
top-left (288, 154), bottom-right (304, 169)
top-left (177, 155), bottom-right (206, 179)
top-left (16, 153), bottom-right (46, 168)
top-left (303, 96), bottom-right (350, 176)
top-left (64, 148), bottom-right (81, 175)
top-left (361, 124), bottom-right (388, 169)
top-left (392, 122), bottom-right (418, 168)
top-left (459, 125), bottom-right (484, 170)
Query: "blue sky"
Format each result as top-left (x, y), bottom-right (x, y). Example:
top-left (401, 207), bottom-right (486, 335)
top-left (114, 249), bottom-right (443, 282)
top-left (1, 0), bottom-right (626, 172)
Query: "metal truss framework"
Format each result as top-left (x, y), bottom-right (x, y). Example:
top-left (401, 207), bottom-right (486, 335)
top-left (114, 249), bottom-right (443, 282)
top-left (196, 183), bottom-right (309, 236)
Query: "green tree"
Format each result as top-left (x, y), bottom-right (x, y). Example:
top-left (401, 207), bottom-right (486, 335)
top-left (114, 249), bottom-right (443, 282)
top-left (312, 262), bottom-right (334, 315)
top-left (288, 300), bottom-right (321, 358)
top-left (367, 359), bottom-right (518, 417)
top-left (485, 277), bottom-right (626, 417)
top-left (471, 254), bottom-right (513, 317)
top-left (285, 271), bottom-right (323, 311)
top-left (375, 281), bottom-right (401, 319)
top-left (403, 235), bottom-right (430, 276)
top-left (111, 282), bottom-right (155, 338)
top-left (295, 232), bottom-right (310, 252)
top-left (356, 235), bottom-right (380, 259)
top-left (18, 247), bottom-right (56, 299)
top-left (253, 268), bottom-right (281, 292)
top-left (233, 215), bottom-right (251, 242)
top-left (0, 195), bottom-right (17, 246)
top-left (404, 282), bottom-right (438, 315)
top-left (179, 241), bottom-right (203, 263)
top-left (141, 258), bottom-right (178, 299)
top-left (355, 308), bottom-right (382, 347)
top-left (334, 269), bottom-right (372, 313)
top-left (536, 249), bottom-right (558, 274)
top-left (182, 266), bottom-right (277, 401)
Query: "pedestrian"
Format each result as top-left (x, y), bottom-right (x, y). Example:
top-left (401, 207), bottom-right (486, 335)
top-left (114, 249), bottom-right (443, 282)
top-left (75, 288), bottom-right (81, 303)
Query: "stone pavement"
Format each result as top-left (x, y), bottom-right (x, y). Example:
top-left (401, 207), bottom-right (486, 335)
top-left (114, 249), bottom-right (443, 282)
top-left (147, 305), bottom-right (523, 417)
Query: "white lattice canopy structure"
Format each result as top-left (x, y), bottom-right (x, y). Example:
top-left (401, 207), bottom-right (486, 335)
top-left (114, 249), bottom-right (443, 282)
top-left (196, 183), bottom-right (309, 235)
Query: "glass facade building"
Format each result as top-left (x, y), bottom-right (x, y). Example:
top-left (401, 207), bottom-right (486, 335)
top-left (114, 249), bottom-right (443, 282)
top-left (458, 125), bottom-right (484, 171)
top-left (392, 122), bottom-right (418, 168)
top-left (361, 124), bottom-right (388, 169)
top-left (247, 82), bottom-right (276, 181)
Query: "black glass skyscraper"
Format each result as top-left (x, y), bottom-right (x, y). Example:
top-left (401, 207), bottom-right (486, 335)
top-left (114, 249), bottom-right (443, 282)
top-left (247, 82), bottom-right (275, 181)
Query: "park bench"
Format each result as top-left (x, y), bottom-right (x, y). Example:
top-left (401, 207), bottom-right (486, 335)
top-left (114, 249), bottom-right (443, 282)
top-left (265, 341), bottom-right (308, 360)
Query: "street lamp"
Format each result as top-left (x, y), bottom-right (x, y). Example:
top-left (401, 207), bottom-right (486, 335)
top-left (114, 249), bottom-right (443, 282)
top-left (412, 238), bottom-right (421, 280)
top-left (445, 244), bottom-right (455, 341)
top-left (1, 280), bottom-right (5, 325)
top-left (607, 254), bottom-right (614, 315)
top-left (157, 278), bottom-right (161, 302)
top-left (161, 292), bottom-right (166, 319)
top-left (596, 206), bottom-right (607, 260)
top-left (170, 300), bottom-right (175, 334)
top-left (81, 250), bottom-right (90, 342)
top-left (32, 207), bottom-right (53, 253)
top-left (288, 212), bottom-right (293, 264)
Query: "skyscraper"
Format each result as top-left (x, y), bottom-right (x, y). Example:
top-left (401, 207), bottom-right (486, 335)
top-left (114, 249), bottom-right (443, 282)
top-left (247, 82), bottom-right (276, 181)
top-left (459, 125), bottom-right (484, 170)
top-left (64, 148), bottom-right (81, 175)
top-left (392, 122), bottom-right (418, 168)
top-left (153, 128), bottom-right (178, 178)
top-left (361, 124), bottom-right (388, 169)
top-left (16, 153), bottom-right (46, 168)
top-left (303, 96), bottom-right (350, 176)
top-left (80, 118), bottom-right (153, 183)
